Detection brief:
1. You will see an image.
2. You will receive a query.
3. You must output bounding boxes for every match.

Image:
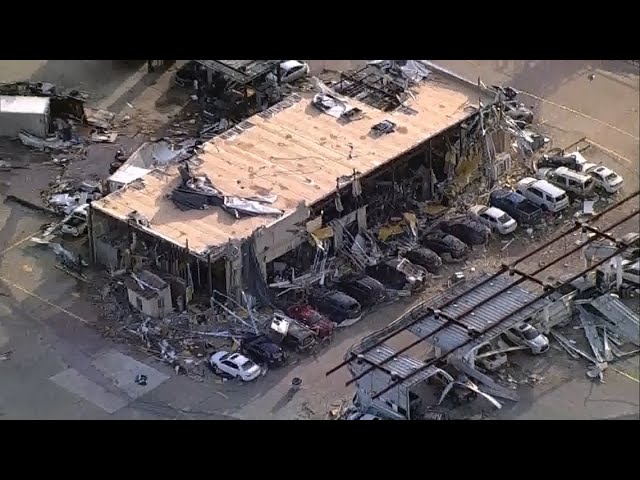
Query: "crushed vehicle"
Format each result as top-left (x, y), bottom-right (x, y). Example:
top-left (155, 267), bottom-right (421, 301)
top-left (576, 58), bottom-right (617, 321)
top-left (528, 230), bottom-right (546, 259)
top-left (583, 165), bottom-right (624, 194)
top-left (562, 151), bottom-right (624, 194)
top-left (475, 343), bottom-right (509, 372)
top-left (279, 60), bottom-right (310, 83)
top-left (287, 305), bottom-right (336, 338)
top-left (240, 334), bottom-right (288, 367)
top-left (536, 166), bottom-right (595, 198)
top-left (538, 153), bottom-right (579, 170)
top-left (269, 311), bottom-right (318, 352)
top-left (503, 323), bottom-right (550, 354)
top-left (60, 204), bottom-right (89, 237)
top-left (516, 178), bottom-right (569, 213)
top-left (402, 247), bottom-right (442, 273)
top-left (209, 351), bottom-right (262, 381)
top-left (333, 275), bottom-right (388, 308)
top-left (366, 258), bottom-right (427, 292)
top-left (620, 232), bottom-right (640, 260)
top-left (469, 205), bottom-right (517, 235)
top-left (490, 190), bottom-right (542, 226)
top-left (440, 218), bottom-right (491, 246)
top-left (491, 86), bottom-right (533, 127)
top-left (308, 290), bottom-right (363, 327)
top-left (174, 61), bottom-right (199, 88)
top-left (421, 232), bottom-right (468, 260)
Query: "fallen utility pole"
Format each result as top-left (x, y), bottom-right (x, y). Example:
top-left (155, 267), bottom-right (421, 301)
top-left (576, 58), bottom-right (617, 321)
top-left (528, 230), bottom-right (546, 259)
top-left (345, 208), bottom-right (638, 387)
top-left (327, 190), bottom-right (639, 378)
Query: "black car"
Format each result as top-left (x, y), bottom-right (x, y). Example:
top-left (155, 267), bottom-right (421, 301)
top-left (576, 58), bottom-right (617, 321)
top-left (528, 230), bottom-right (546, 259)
top-left (440, 219), bottom-right (490, 246)
top-left (334, 275), bottom-right (387, 308)
top-left (174, 61), bottom-right (198, 88)
top-left (309, 290), bottom-right (362, 327)
top-left (422, 232), bottom-right (468, 259)
top-left (240, 334), bottom-right (288, 367)
top-left (365, 258), bottom-right (427, 291)
top-left (402, 247), bottom-right (442, 273)
top-left (537, 154), bottom-right (578, 170)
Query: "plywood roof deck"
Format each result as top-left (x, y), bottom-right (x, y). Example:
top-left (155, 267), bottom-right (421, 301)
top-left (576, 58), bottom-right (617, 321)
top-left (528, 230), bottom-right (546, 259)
top-left (93, 73), bottom-right (484, 255)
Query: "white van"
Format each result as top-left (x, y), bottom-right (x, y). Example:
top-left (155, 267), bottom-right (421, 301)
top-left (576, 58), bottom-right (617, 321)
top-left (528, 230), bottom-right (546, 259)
top-left (537, 166), bottom-right (595, 197)
top-left (516, 178), bottom-right (570, 212)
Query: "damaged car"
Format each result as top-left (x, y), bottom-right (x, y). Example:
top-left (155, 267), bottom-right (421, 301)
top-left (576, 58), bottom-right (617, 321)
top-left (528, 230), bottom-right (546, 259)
top-left (60, 204), bottom-right (89, 237)
top-left (333, 275), bottom-right (388, 308)
top-left (402, 247), bottom-right (442, 273)
top-left (287, 305), bottom-right (336, 338)
top-left (469, 205), bottom-right (517, 235)
top-left (209, 351), bottom-right (262, 382)
top-left (490, 190), bottom-right (542, 226)
top-left (308, 290), bottom-right (362, 327)
top-left (241, 334), bottom-right (288, 367)
top-left (535, 167), bottom-right (595, 198)
top-left (279, 60), bottom-right (310, 84)
top-left (584, 165), bottom-right (624, 194)
top-left (366, 258), bottom-right (427, 292)
top-left (516, 178), bottom-right (570, 213)
top-left (174, 61), bottom-right (199, 88)
top-left (503, 323), bottom-right (549, 354)
top-left (440, 219), bottom-right (491, 246)
top-left (421, 232), bottom-right (468, 260)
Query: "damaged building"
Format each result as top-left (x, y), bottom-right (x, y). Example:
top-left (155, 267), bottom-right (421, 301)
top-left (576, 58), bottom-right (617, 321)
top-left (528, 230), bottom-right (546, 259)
top-left (89, 68), bottom-right (509, 309)
top-left (347, 273), bottom-right (551, 419)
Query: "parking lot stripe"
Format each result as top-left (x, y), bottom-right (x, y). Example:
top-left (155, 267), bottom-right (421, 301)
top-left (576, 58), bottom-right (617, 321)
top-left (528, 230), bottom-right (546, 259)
top-left (0, 228), bottom-right (45, 255)
top-left (0, 275), bottom-right (93, 325)
top-left (612, 367), bottom-right (640, 384)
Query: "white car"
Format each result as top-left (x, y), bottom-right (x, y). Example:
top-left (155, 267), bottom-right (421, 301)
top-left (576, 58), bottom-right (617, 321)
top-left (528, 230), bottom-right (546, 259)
top-left (469, 205), bottom-right (517, 235)
top-left (209, 351), bottom-right (262, 382)
top-left (584, 165), bottom-right (624, 194)
top-left (279, 60), bottom-right (310, 84)
top-left (569, 151), bottom-right (624, 194)
top-left (516, 177), bottom-right (569, 212)
top-left (503, 323), bottom-right (549, 354)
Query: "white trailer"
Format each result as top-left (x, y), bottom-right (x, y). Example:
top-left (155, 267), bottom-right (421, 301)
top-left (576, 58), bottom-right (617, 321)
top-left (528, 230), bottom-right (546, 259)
top-left (0, 95), bottom-right (50, 138)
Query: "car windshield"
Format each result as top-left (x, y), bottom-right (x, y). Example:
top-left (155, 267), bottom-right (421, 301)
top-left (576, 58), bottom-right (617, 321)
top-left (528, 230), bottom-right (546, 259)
top-left (240, 360), bottom-right (257, 371)
top-left (556, 194), bottom-right (567, 201)
top-left (219, 353), bottom-right (231, 361)
top-left (522, 327), bottom-right (540, 340)
top-left (498, 214), bottom-right (511, 223)
top-left (605, 173), bottom-right (618, 181)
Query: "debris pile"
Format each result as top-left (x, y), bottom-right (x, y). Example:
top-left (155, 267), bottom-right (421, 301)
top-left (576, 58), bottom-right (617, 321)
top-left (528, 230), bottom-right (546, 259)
top-left (171, 164), bottom-right (283, 218)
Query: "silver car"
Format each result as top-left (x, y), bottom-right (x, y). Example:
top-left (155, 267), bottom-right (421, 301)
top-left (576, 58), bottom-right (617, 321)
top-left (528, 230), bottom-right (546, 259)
top-left (503, 323), bottom-right (549, 354)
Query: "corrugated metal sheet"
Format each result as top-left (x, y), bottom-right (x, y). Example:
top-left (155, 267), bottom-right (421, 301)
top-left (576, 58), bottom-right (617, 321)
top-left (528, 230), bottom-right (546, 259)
top-left (590, 294), bottom-right (640, 346)
top-left (405, 273), bottom-right (550, 353)
top-left (362, 344), bottom-right (441, 388)
top-left (92, 73), bottom-right (486, 255)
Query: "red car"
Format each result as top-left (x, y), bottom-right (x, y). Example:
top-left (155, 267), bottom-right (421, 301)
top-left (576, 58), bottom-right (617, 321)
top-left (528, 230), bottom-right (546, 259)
top-left (287, 305), bottom-right (336, 338)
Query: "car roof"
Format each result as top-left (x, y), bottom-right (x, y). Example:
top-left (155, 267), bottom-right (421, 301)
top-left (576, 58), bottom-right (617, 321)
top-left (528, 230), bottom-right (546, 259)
top-left (517, 177), bottom-right (537, 187)
top-left (593, 165), bottom-right (613, 175)
top-left (554, 167), bottom-right (591, 181)
top-left (280, 60), bottom-right (304, 71)
top-left (325, 290), bottom-right (359, 304)
top-left (531, 179), bottom-right (566, 197)
top-left (228, 353), bottom-right (249, 364)
top-left (484, 207), bottom-right (506, 218)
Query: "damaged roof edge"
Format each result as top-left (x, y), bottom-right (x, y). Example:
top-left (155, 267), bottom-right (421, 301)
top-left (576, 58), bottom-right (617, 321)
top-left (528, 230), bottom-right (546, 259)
top-left (90, 203), bottom-right (223, 261)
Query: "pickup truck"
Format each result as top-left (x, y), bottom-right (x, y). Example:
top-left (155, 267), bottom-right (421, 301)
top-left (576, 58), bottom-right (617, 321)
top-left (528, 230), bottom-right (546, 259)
top-left (490, 190), bottom-right (542, 226)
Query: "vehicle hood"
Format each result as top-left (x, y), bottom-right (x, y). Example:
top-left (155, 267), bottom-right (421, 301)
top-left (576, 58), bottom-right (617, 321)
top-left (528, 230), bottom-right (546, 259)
top-left (529, 334), bottom-right (549, 348)
top-left (210, 351), bottom-right (229, 363)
